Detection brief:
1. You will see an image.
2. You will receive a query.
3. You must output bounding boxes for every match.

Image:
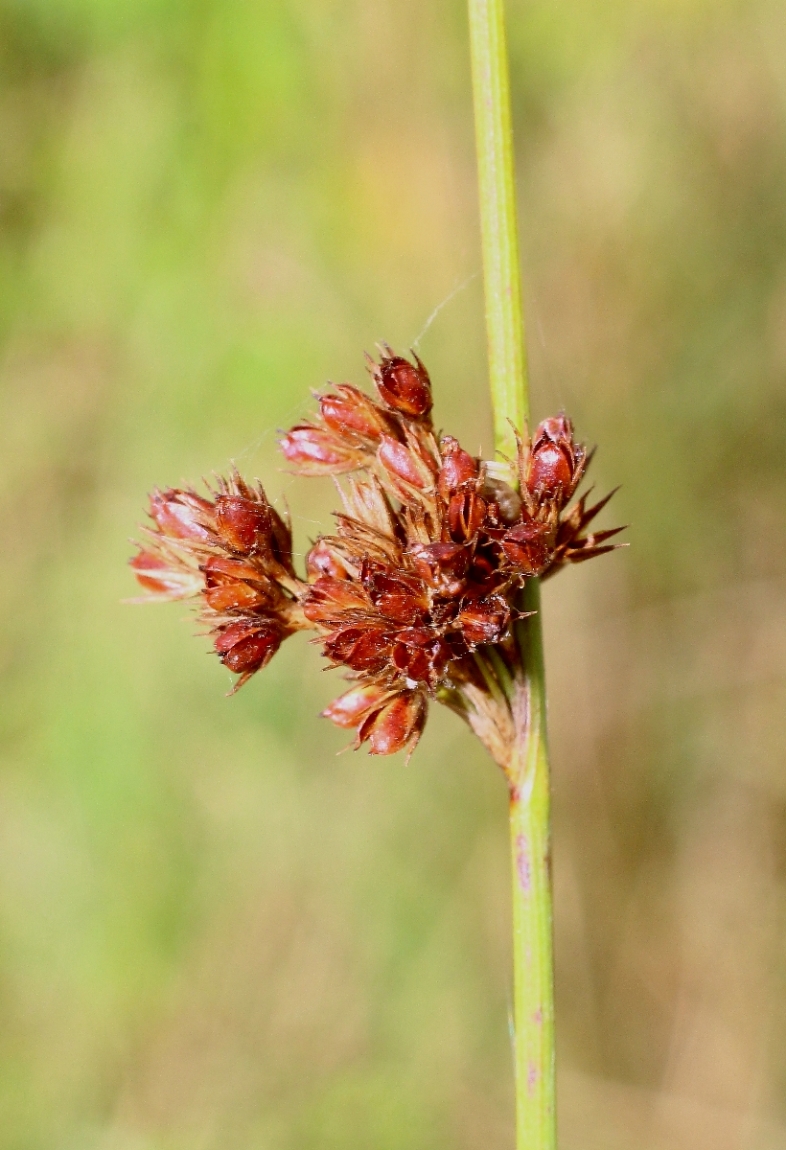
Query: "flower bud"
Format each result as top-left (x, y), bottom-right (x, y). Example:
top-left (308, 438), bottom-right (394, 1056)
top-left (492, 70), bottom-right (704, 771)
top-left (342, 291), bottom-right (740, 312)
top-left (501, 521), bottom-right (554, 576)
top-left (524, 415), bottom-right (583, 499)
top-left (321, 682), bottom-right (392, 729)
top-left (324, 625), bottom-right (393, 673)
top-left (319, 385), bottom-right (390, 441)
top-left (214, 495), bottom-right (269, 554)
top-left (409, 542), bottom-right (469, 594)
top-left (365, 569), bottom-right (429, 625)
top-left (202, 555), bottom-right (271, 612)
top-left (358, 690), bottom-right (427, 756)
top-left (438, 437), bottom-right (478, 501)
top-left (214, 620), bottom-right (282, 675)
top-left (377, 436), bottom-right (429, 491)
top-left (149, 489), bottom-right (215, 543)
top-left (306, 539), bottom-right (350, 582)
top-left (370, 352), bottom-right (432, 418)
top-left (390, 628), bottom-right (454, 685)
top-left (456, 596), bottom-right (510, 646)
top-left (280, 425), bottom-right (369, 474)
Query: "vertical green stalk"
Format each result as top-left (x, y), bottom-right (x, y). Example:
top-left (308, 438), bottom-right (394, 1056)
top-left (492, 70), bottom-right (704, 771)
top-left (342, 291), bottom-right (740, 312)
top-left (467, 0), bottom-right (528, 465)
top-left (510, 577), bottom-right (555, 1148)
top-left (468, 2), bottom-right (556, 1147)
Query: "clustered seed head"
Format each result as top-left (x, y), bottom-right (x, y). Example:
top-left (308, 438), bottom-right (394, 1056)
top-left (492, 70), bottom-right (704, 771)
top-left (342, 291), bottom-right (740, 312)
top-left (131, 348), bottom-right (624, 768)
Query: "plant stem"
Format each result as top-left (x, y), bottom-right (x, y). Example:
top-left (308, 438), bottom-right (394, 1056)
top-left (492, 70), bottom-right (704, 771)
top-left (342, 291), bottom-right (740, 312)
top-left (468, 2), bottom-right (556, 1147)
top-left (467, 0), bottom-right (528, 465)
top-left (511, 578), bottom-right (555, 1147)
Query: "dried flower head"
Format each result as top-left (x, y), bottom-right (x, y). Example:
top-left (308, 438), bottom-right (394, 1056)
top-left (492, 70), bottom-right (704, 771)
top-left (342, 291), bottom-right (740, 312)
top-left (131, 350), bottom-right (624, 771)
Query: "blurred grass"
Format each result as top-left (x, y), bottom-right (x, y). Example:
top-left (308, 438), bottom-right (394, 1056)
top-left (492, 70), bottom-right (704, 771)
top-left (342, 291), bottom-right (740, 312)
top-left (1, 0), bottom-right (786, 1147)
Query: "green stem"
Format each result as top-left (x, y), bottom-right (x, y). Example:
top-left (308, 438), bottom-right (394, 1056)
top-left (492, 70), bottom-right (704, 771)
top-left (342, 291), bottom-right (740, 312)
top-left (511, 579), bottom-right (555, 1147)
top-left (467, 2), bottom-right (556, 1147)
top-left (468, 0), bottom-right (528, 463)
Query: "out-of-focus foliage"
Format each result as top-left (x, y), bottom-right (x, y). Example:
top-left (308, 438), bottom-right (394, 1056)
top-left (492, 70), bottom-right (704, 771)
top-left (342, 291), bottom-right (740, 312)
top-left (1, 0), bottom-right (785, 1147)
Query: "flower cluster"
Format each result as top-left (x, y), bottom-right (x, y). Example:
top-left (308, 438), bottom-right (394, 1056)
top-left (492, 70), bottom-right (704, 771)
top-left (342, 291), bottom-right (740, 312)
top-left (130, 472), bottom-right (308, 691)
top-left (131, 349), bottom-right (623, 767)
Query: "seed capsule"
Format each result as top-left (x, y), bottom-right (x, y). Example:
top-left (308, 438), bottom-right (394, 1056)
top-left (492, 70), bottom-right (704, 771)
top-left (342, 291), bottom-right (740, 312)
top-left (409, 542), bottom-right (469, 595)
top-left (202, 556), bottom-right (271, 612)
top-left (214, 621), bottom-right (282, 675)
top-left (319, 385), bottom-right (390, 441)
top-left (377, 436), bottom-right (429, 490)
top-left (501, 521), bottom-right (554, 576)
top-left (455, 596), bottom-right (510, 646)
top-left (214, 495), bottom-right (269, 554)
top-left (149, 489), bottom-right (215, 543)
top-left (438, 437), bottom-right (478, 500)
top-left (359, 690), bottom-right (427, 756)
top-left (371, 352), bottom-right (433, 418)
top-left (324, 625), bottom-right (394, 673)
top-left (524, 415), bottom-right (584, 500)
top-left (306, 539), bottom-right (350, 582)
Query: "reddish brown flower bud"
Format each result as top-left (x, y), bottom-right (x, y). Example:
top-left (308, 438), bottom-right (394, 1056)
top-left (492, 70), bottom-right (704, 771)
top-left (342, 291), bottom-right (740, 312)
top-left (438, 437), bottom-right (478, 501)
top-left (365, 568), bottom-right (429, 625)
top-left (391, 628), bottom-right (455, 686)
top-left (214, 495), bottom-right (268, 554)
top-left (358, 690), bottom-right (427, 756)
top-left (524, 415), bottom-right (584, 500)
top-left (319, 385), bottom-right (390, 441)
top-left (370, 352), bottom-right (432, 418)
top-left (501, 521), bottom-right (554, 576)
top-left (527, 443), bottom-right (572, 496)
top-left (214, 620), bottom-right (282, 676)
top-left (202, 553), bottom-right (271, 612)
top-left (306, 539), bottom-right (350, 582)
top-left (409, 542), bottom-right (469, 595)
top-left (149, 489), bottom-right (215, 543)
top-left (324, 626), bottom-right (394, 673)
top-left (280, 425), bottom-right (369, 474)
top-left (455, 596), bottom-right (510, 646)
top-left (321, 682), bottom-right (393, 729)
top-left (129, 550), bottom-right (203, 599)
top-left (377, 436), bottom-right (430, 491)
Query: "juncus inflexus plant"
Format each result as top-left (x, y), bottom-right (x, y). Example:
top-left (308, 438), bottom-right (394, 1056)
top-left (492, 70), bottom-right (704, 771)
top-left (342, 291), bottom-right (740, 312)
top-left (130, 2), bottom-right (625, 1146)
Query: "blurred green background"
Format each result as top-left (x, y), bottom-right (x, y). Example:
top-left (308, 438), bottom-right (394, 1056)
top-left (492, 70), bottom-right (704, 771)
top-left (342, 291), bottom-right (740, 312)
top-left (2, 0), bottom-right (786, 1147)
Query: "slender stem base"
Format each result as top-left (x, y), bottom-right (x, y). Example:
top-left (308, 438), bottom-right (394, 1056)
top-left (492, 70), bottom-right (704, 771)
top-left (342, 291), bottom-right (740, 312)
top-left (508, 578), bottom-right (555, 1149)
